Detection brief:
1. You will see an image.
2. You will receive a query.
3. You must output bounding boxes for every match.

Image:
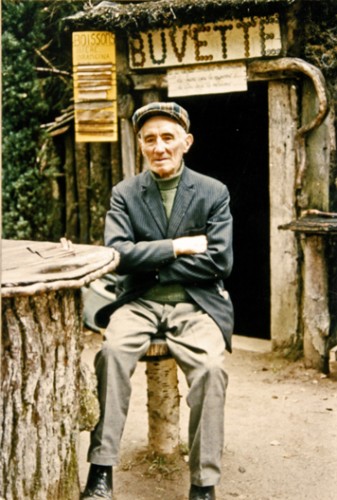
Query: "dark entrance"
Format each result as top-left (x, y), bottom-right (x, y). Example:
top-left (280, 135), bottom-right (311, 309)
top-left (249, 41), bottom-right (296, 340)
top-left (178, 83), bottom-right (270, 339)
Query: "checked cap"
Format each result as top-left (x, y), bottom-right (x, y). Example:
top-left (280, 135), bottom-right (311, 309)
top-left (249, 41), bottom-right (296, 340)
top-left (132, 102), bottom-right (190, 134)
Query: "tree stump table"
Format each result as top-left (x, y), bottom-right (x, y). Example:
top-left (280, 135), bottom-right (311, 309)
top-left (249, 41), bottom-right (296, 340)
top-left (1, 239), bottom-right (119, 500)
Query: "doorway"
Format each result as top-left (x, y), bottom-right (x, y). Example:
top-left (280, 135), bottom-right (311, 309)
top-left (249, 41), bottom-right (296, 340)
top-left (178, 83), bottom-right (270, 338)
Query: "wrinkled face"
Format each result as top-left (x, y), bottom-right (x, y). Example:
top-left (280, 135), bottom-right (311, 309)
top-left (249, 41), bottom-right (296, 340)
top-left (138, 116), bottom-right (194, 179)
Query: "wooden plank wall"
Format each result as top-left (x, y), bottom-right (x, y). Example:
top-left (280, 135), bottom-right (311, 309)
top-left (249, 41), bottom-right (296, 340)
top-left (64, 137), bottom-right (122, 245)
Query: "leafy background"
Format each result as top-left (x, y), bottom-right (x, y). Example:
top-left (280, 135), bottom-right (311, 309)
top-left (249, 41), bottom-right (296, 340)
top-left (2, 0), bottom-right (86, 240)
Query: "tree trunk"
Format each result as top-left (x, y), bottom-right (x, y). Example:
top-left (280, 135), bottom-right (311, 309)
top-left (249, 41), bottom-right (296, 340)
top-left (1, 239), bottom-right (118, 499)
top-left (1, 289), bottom-right (83, 500)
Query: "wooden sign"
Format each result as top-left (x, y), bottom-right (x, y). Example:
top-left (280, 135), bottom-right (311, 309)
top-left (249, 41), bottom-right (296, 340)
top-left (129, 15), bottom-right (281, 69)
top-left (73, 32), bottom-right (117, 142)
top-left (167, 62), bottom-right (247, 97)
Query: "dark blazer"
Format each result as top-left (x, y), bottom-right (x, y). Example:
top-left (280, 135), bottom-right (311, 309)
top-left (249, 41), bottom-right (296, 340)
top-left (95, 165), bottom-right (234, 352)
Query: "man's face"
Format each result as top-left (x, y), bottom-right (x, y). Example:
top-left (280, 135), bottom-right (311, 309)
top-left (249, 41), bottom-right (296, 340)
top-left (139, 116), bottom-right (193, 178)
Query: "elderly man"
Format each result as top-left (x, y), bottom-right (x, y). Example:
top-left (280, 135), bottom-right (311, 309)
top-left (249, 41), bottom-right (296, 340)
top-left (82, 102), bottom-right (234, 500)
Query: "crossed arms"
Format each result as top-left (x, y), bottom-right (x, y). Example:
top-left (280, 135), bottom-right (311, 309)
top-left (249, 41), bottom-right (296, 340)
top-left (105, 183), bottom-right (233, 285)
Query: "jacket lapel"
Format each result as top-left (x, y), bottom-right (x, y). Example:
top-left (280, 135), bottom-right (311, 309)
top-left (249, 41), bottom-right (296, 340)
top-left (167, 167), bottom-right (195, 238)
top-left (141, 172), bottom-right (168, 237)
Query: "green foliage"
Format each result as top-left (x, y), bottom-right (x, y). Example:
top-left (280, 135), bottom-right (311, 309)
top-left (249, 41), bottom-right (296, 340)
top-left (303, 1), bottom-right (337, 157)
top-left (2, 0), bottom-right (85, 240)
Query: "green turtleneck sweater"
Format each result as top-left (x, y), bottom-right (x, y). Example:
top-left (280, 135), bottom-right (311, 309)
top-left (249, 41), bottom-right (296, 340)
top-left (142, 166), bottom-right (190, 303)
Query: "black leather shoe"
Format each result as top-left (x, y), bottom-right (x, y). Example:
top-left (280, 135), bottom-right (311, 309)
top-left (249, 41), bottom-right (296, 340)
top-left (81, 464), bottom-right (113, 499)
top-left (189, 484), bottom-right (216, 500)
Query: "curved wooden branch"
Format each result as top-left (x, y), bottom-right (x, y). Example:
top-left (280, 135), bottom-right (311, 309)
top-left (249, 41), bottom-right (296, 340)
top-left (249, 58), bottom-right (329, 188)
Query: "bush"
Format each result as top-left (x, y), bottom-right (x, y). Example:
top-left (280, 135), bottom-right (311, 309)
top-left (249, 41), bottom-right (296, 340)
top-left (2, 0), bottom-right (84, 240)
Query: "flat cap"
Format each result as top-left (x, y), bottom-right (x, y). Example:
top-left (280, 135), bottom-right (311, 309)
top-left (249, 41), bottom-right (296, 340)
top-left (132, 102), bottom-right (190, 134)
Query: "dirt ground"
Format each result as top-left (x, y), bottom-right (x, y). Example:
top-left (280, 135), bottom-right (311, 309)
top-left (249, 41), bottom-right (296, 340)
top-left (79, 332), bottom-right (337, 500)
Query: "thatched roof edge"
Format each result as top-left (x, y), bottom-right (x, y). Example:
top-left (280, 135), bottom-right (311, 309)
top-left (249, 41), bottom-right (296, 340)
top-left (64, 0), bottom-right (296, 34)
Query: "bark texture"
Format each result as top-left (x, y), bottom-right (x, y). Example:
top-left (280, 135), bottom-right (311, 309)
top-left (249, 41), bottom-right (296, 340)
top-left (146, 358), bottom-right (180, 455)
top-left (1, 289), bottom-right (83, 500)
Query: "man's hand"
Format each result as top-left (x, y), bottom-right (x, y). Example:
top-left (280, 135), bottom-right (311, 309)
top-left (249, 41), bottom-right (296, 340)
top-left (173, 235), bottom-right (207, 256)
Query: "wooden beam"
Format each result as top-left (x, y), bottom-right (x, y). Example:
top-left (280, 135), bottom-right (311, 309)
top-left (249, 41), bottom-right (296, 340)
top-left (121, 118), bottom-right (136, 179)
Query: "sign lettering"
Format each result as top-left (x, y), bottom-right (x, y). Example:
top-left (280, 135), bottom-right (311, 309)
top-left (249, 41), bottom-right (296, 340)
top-left (73, 31), bottom-right (118, 142)
top-left (167, 63), bottom-right (248, 97)
top-left (129, 15), bottom-right (281, 69)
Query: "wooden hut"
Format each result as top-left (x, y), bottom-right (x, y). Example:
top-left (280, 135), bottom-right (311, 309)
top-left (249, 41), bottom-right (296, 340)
top-left (63, 0), bottom-right (337, 371)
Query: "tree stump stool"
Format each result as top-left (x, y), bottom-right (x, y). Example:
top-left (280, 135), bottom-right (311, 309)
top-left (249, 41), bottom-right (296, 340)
top-left (141, 338), bottom-right (180, 456)
top-left (1, 239), bottom-right (119, 500)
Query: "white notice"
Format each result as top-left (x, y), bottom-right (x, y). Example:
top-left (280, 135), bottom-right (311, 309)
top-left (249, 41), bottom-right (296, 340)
top-left (167, 62), bottom-right (247, 97)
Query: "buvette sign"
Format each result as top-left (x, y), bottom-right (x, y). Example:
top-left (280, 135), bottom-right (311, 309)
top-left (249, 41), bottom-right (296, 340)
top-left (129, 15), bottom-right (281, 69)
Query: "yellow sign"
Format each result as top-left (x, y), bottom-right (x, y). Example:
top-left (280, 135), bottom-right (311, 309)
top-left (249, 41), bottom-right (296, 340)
top-left (73, 32), bottom-right (117, 142)
top-left (129, 15), bottom-right (281, 69)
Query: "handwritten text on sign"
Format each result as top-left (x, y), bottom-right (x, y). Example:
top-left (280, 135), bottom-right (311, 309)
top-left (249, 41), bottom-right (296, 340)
top-left (167, 63), bottom-right (248, 97)
top-left (129, 15), bottom-right (281, 69)
top-left (73, 32), bottom-right (117, 142)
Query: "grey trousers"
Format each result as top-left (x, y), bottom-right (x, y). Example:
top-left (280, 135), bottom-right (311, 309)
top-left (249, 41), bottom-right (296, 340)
top-left (88, 299), bottom-right (228, 487)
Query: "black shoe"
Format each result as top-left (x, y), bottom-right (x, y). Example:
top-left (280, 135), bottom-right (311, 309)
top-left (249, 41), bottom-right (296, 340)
top-left (189, 484), bottom-right (216, 500)
top-left (82, 464), bottom-right (113, 499)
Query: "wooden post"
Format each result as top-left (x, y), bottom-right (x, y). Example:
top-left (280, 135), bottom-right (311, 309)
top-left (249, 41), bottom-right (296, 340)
top-left (1, 240), bottom-right (119, 500)
top-left (142, 340), bottom-right (180, 455)
top-left (279, 215), bottom-right (337, 371)
top-left (118, 93), bottom-right (135, 180)
top-left (75, 141), bottom-right (90, 243)
top-left (64, 133), bottom-right (79, 242)
top-left (89, 143), bottom-right (112, 245)
top-left (120, 118), bottom-right (136, 179)
top-left (268, 80), bottom-right (300, 349)
top-left (302, 235), bottom-right (330, 370)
